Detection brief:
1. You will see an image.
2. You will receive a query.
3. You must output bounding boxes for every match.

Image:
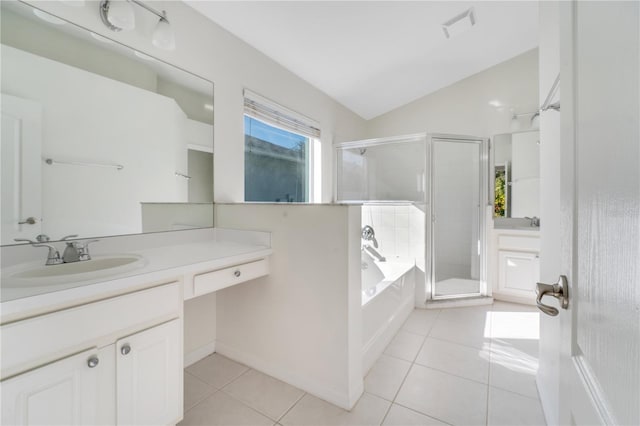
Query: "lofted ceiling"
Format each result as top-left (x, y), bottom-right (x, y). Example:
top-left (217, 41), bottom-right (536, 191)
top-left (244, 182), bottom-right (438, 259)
top-left (187, 1), bottom-right (539, 120)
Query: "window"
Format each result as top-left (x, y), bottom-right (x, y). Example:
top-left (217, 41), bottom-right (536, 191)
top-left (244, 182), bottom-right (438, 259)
top-left (243, 90), bottom-right (320, 203)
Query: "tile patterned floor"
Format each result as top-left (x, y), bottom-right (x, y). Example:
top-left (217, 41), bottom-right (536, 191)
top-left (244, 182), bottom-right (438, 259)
top-left (179, 301), bottom-right (546, 426)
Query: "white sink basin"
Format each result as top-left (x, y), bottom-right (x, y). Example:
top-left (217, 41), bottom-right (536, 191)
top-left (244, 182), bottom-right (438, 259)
top-left (5, 254), bottom-right (146, 287)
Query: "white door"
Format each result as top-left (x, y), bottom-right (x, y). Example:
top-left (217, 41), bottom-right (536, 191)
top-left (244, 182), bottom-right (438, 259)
top-left (1, 348), bottom-right (100, 425)
top-left (0, 94), bottom-right (42, 245)
top-left (116, 319), bottom-right (182, 425)
top-left (548, 2), bottom-right (640, 425)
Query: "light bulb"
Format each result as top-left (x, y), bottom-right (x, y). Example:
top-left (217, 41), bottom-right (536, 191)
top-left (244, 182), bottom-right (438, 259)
top-left (107, 0), bottom-right (135, 31)
top-left (510, 115), bottom-right (521, 132)
top-left (152, 17), bottom-right (176, 50)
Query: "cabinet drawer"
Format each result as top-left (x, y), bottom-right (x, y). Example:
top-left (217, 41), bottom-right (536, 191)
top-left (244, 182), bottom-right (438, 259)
top-left (1, 282), bottom-right (180, 380)
top-left (498, 235), bottom-right (540, 252)
top-left (193, 258), bottom-right (268, 297)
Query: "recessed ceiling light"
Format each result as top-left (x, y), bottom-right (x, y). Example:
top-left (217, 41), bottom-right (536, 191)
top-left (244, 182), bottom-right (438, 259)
top-left (442, 7), bottom-right (476, 39)
top-left (488, 100), bottom-right (503, 108)
top-left (33, 9), bottom-right (67, 25)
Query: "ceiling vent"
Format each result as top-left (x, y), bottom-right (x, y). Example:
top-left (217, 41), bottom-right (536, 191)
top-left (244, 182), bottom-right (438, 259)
top-left (442, 7), bottom-right (476, 39)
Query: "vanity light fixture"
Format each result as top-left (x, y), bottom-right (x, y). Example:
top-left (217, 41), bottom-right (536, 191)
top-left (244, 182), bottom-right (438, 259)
top-left (99, 0), bottom-right (175, 50)
top-left (511, 110), bottom-right (540, 131)
top-left (442, 7), bottom-right (476, 39)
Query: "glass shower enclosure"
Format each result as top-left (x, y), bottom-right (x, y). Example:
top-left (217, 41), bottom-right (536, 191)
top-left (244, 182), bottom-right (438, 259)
top-left (335, 133), bottom-right (488, 302)
top-left (335, 134), bottom-right (427, 203)
top-left (427, 134), bottom-right (488, 300)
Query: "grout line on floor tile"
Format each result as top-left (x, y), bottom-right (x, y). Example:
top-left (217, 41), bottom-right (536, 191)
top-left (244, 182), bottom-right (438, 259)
top-left (274, 391), bottom-right (307, 424)
top-left (219, 365), bottom-right (252, 390)
top-left (426, 331), bottom-right (490, 350)
top-left (485, 334), bottom-right (493, 425)
top-left (488, 385), bottom-right (543, 402)
top-left (398, 327), bottom-right (432, 338)
top-left (378, 402), bottom-right (393, 425)
top-left (276, 391), bottom-right (307, 424)
top-left (392, 401), bottom-right (454, 426)
top-left (424, 334), bottom-right (492, 352)
top-left (183, 389), bottom-right (219, 415)
top-left (424, 309), bottom-right (442, 338)
top-left (217, 384), bottom-right (286, 423)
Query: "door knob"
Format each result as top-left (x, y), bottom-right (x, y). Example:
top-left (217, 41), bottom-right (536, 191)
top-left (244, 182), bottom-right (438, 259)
top-left (536, 275), bottom-right (569, 316)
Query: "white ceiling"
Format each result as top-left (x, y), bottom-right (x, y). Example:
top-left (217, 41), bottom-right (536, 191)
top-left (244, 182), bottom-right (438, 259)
top-left (187, 1), bottom-right (539, 120)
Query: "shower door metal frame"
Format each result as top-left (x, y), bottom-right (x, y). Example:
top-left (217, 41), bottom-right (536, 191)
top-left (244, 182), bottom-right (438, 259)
top-left (425, 134), bottom-right (489, 302)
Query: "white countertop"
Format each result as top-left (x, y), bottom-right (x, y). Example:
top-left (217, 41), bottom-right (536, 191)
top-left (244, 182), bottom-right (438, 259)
top-left (0, 229), bottom-right (272, 323)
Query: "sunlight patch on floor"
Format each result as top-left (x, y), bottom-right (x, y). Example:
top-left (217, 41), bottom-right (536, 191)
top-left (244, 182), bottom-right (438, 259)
top-left (484, 311), bottom-right (540, 340)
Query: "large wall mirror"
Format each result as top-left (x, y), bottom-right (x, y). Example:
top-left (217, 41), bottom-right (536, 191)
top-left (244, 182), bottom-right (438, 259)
top-left (491, 130), bottom-right (539, 220)
top-left (1, 2), bottom-right (214, 246)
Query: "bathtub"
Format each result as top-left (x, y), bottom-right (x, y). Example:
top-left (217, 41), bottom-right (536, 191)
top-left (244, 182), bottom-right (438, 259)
top-left (361, 250), bottom-right (415, 374)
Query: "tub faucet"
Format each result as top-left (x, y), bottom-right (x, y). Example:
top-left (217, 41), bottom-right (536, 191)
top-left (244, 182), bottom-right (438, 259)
top-left (361, 225), bottom-right (379, 248)
top-left (363, 244), bottom-right (386, 262)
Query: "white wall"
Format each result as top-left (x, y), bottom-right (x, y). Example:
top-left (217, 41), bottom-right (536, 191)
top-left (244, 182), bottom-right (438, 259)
top-left (214, 204), bottom-right (362, 410)
top-left (366, 49), bottom-right (539, 140)
top-left (17, 1), bottom-right (367, 368)
top-left (23, 0), bottom-right (367, 205)
top-left (511, 131), bottom-right (541, 218)
top-left (2, 45), bottom-right (188, 238)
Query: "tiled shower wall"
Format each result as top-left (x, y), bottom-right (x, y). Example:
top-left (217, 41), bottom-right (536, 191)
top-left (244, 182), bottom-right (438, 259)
top-left (361, 204), bottom-right (425, 263)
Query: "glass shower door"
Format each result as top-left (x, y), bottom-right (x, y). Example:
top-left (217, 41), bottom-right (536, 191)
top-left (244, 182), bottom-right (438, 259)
top-left (430, 136), bottom-right (487, 299)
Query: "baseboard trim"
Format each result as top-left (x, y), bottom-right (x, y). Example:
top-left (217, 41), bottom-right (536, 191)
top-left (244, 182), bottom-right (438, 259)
top-left (424, 296), bottom-right (494, 309)
top-left (184, 342), bottom-right (216, 367)
top-left (492, 292), bottom-right (536, 306)
top-left (215, 341), bottom-right (353, 410)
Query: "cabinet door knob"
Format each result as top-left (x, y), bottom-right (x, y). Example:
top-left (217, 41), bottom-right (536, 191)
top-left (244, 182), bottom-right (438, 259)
top-left (121, 344), bottom-right (131, 355)
top-left (234, 270), bottom-right (241, 277)
top-left (87, 356), bottom-right (99, 368)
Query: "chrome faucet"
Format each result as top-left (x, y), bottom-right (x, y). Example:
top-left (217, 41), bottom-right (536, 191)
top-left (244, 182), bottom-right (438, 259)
top-left (361, 225), bottom-right (379, 248)
top-left (14, 238), bottom-right (63, 265)
top-left (525, 216), bottom-right (541, 227)
top-left (14, 235), bottom-right (99, 265)
top-left (62, 236), bottom-right (99, 263)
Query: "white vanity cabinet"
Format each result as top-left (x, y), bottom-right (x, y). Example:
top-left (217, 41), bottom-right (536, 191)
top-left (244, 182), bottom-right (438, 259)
top-left (116, 319), bottom-right (181, 426)
top-left (491, 230), bottom-right (540, 304)
top-left (1, 348), bottom-right (101, 425)
top-left (0, 281), bottom-right (183, 426)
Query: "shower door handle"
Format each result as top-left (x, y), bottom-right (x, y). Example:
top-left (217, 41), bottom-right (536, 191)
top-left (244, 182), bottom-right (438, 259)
top-left (536, 275), bottom-right (569, 316)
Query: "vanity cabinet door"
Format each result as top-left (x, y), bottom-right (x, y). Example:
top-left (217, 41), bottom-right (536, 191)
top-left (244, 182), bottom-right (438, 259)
top-left (116, 318), bottom-right (182, 426)
top-left (1, 348), bottom-right (100, 425)
top-left (498, 250), bottom-right (540, 295)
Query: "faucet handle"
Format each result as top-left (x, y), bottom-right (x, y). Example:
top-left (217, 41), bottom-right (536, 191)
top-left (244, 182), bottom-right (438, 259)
top-left (78, 239), bottom-right (99, 261)
top-left (31, 243), bottom-right (63, 265)
top-left (60, 234), bottom-right (79, 241)
top-left (14, 238), bottom-right (37, 244)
